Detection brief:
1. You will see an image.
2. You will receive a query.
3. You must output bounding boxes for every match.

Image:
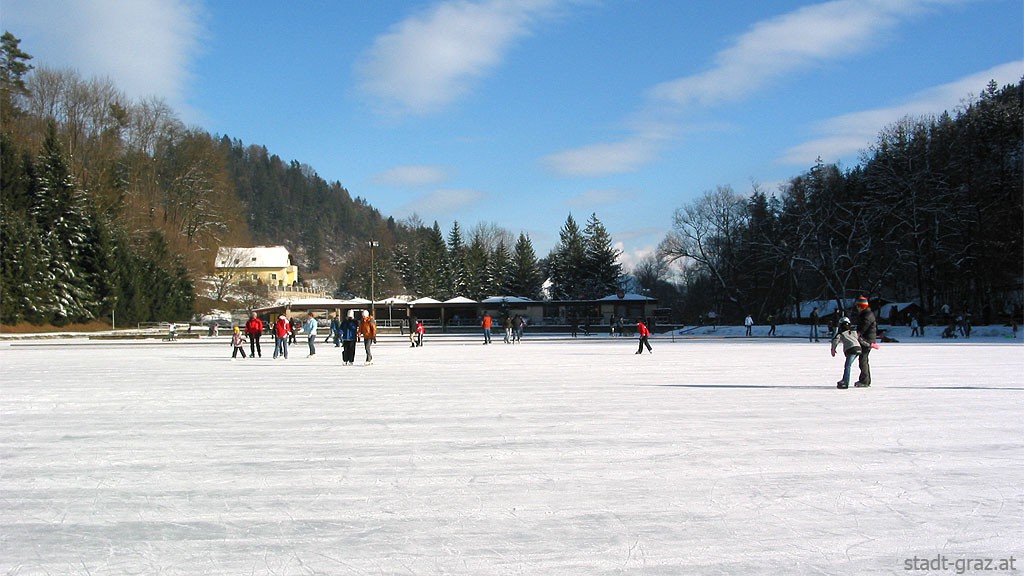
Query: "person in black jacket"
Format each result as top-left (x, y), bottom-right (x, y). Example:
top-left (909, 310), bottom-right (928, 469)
top-left (854, 296), bottom-right (877, 387)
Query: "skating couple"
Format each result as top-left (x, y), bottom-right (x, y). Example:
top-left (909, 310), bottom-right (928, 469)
top-left (830, 296), bottom-right (877, 389)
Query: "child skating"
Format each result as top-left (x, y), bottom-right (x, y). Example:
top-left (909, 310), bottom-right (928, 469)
top-left (830, 317), bottom-right (860, 389)
top-left (231, 326), bottom-right (247, 359)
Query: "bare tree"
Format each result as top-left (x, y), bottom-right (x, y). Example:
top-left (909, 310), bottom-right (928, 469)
top-left (658, 186), bottom-right (750, 311)
top-left (212, 247), bottom-right (255, 302)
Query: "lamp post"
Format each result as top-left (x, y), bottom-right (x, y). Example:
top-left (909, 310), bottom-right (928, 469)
top-left (367, 240), bottom-right (379, 314)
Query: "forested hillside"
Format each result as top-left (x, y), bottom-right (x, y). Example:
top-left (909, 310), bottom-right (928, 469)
top-left (0, 33), bottom-right (413, 326)
top-left (0, 33), bottom-right (555, 326)
top-left (659, 79), bottom-right (1023, 323)
top-left (2, 30), bottom-right (1019, 329)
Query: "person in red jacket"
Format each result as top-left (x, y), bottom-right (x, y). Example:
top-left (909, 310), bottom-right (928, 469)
top-left (245, 312), bottom-right (264, 358)
top-left (636, 320), bottom-right (652, 354)
top-left (273, 315), bottom-right (291, 359)
top-left (415, 320), bottom-right (425, 347)
top-left (481, 312), bottom-right (492, 345)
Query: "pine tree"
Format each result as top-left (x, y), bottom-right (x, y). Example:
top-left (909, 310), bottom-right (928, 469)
top-left (488, 239), bottom-right (512, 295)
top-left (583, 213), bottom-right (622, 298)
top-left (0, 31), bottom-right (33, 116)
top-left (508, 233), bottom-right (543, 299)
top-left (391, 243), bottom-right (414, 294)
top-left (462, 234), bottom-right (490, 300)
top-left (447, 221), bottom-right (467, 296)
top-left (547, 214), bottom-right (586, 299)
top-left (414, 222), bottom-right (447, 297)
top-left (30, 123), bottom-right (98, 323)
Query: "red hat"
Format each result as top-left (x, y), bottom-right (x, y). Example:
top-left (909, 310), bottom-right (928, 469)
top-left (855, 296), bottom-right (869, 308)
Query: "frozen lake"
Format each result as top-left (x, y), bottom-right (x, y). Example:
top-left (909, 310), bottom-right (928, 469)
top-left (1, 330), bottom-right (1021, 575)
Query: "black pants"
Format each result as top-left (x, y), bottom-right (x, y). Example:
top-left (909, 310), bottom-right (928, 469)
top-left (249, 334), bottom-right (261, 357)
top-left (342, 340), bottom-right (357, 363)
top-left (637, 336), bottom-right (652, 353)
top-left (232, 346), bottom-right (247, 358)
top-left (858, 346), bottom-right (871, 385)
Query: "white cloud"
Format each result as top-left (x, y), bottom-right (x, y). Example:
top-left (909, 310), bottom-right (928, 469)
top-left (396, 188), bottom-right (488, 218)
top-left (356, 0), bottom-right (560, 117)
top-left (544, 137), bottom-right (663, 177)
top-left (544, 0), bottom-right (963, 177)
top-left (649, 0), bottom-right (941, 108)
top-left (372, 165), bottom-right (451, 187)
top-left (2, 0), bottom-right (204, 114)
top-left (781, 60), bottom-right (1024, 165)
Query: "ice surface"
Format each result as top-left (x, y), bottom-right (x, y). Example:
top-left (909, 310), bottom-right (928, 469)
top-left (1, 329), bottom-right (1021, 575)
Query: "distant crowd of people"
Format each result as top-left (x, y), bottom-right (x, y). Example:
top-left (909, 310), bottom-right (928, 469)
top-left (192, 297), bottom-right (1020, 394)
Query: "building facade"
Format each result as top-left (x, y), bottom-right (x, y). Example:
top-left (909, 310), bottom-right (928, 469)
top-left (215, 246), bottom-right (299, 287)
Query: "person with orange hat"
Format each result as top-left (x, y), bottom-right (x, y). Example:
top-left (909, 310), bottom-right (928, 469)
top-left (854, 295), bottom-right (878, 387)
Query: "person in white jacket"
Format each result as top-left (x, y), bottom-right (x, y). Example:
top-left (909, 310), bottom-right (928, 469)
top-left (830, 317), bottom-right (861, 389)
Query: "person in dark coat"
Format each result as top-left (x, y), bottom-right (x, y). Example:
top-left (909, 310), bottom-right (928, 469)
top-left (339, 313), bottom-right (359, 365)
top-left (854, 296), bottom-right (877, 387)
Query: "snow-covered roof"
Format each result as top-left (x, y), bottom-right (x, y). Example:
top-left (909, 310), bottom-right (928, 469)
top-left (408, 297), bottom-right (443, 305)
top-left (375, 296), bottom-right (414, 305)
top-left (481, 296), bottom-right (534, 304)
top-left (793, 299), bottom-right (855, 318)
top-left (216, 246), bottom-right (292, 269)
top-left (444, 296), bottom-right (478, 304)
top-left (341, 297), bottom-right (373, 305)
top-left (597, 293), bottom-right (655, 301)
top-left (881, 302), bottom-right (920, 312)
top-left (271, 297), bottom-right (353, 307)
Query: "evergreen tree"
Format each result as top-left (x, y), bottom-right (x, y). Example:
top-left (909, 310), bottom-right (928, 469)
top-left (30, 123), bottom-right (98, 323)
top-left (414, 222), bottom-right (447, 297)
top-left (488, 239), bottom-right (513, 295)
top-left (462, 234), bottom-right (490, 300)
top-left (391, 243), bottom-right (414, 294)
top-left (547, 214), bottom-right (587, 299)
top-left (447, 221), bottom-right (467, 296)
top-left (508, 233), bottom-right (543, 299)
top-left (582, 213), bottom-right (623, 298)
top-left (0, 31), bottom-right (33, 116)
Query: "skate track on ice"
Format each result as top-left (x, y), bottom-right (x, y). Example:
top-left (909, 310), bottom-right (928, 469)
top-left (1, 335), bottom-right (1021, 575)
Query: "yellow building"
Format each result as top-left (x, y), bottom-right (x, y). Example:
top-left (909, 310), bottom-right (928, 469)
top-left (215, 246), bottom-right (298, 287)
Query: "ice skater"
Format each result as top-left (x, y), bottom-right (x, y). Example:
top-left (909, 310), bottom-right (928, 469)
top-left (830, 317), bottom-right (860, 389)
top-left (809, 307), bottom-right (821, 342)
top-left (339, 312), bottom-right (359, 365)
top-left (636, 320), bottom-right (653, 354)
top-left (854, 295), bottom-right (878, 387)
top-left (273, 315), bottom-right (290, 359)
top-left (481, 312), bottom-right (493, 344)
top-left (245, 312), bottom-right (263, 357)
top-left (415, 320), bottom-right (425, 347)
top-left (744, 314), bottom-right (754, 337)
top-left (231, 326), bottom-right (247, 359)
top-left (358, 313), bottom-right (377, 364)
top-left (301, 312), bottom-right (318, 357)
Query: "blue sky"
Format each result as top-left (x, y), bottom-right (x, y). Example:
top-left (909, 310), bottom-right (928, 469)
top-left (4, 0), bottom-right (1022, 269)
